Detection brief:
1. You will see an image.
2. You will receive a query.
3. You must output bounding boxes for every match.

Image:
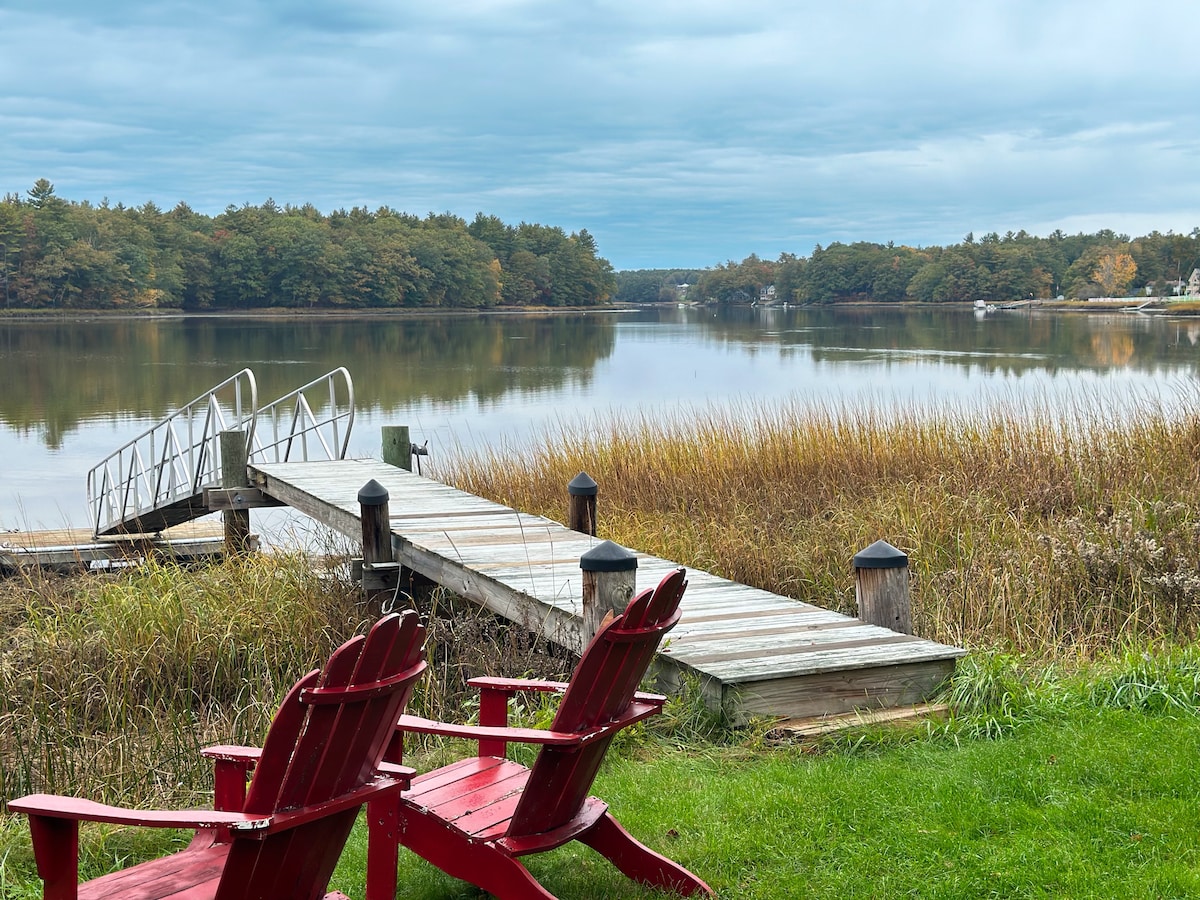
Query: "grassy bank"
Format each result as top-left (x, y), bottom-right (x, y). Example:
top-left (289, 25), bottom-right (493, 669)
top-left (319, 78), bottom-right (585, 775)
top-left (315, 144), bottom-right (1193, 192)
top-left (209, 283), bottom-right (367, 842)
top-left (0, 556), bottom-right (579, 806)
top-left (0, 555), bottom-right (368, 805)
top-left (4, 392), bottom-right (1200, 896)
top-left (4, 647), bottom-right (1200, 898)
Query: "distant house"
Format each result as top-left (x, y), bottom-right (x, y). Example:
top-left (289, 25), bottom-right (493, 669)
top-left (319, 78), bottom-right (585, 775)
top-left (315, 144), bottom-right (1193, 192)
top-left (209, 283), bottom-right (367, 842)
top-left (758, 285), bottom-right (777, 303)
top-left (1188, 269), bottom-right (1200, 297)
top-left (675, 283), bottom-right (691, 299)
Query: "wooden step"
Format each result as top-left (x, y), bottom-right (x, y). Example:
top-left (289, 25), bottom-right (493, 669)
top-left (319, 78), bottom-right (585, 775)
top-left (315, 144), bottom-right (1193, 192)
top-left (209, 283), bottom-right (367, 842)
top-left (771, 702), bottom-right (951, 738)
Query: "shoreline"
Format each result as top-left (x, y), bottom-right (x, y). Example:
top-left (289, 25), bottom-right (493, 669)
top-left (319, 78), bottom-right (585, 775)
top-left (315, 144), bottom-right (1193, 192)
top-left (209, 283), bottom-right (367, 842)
top-left (0, 305), bottom-right (635, 323)
top-left (3, 297), bottom-right (1200, 322)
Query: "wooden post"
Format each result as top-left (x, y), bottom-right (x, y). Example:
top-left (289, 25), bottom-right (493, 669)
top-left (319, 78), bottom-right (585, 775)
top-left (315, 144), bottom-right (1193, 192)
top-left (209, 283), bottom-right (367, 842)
top-left (219, 430), bottom-right (251, 556)
top-left (568, 472), bottom-right (598, 537)
top-left (854, 540), bottom-right (912, 634)
top-left (382, 426), bottom-right (412, 471)
top-left (579, 540), bottom-right (637, 646)
top-left (358, 479), bottom-right (398, 609)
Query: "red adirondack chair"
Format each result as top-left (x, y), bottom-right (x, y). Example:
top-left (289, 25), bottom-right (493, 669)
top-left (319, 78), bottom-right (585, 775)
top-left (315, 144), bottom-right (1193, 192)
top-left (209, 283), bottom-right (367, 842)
top-left (9, 610), bottom-right (427, 900)
top-left (377, 567), bottom-right (713, 900)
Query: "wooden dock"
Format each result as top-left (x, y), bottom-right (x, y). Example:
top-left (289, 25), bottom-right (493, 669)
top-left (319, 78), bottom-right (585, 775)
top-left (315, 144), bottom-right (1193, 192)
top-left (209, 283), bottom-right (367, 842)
top-left (0, 522), bottom-right (227, 574)
top-left (250, 459), bottom-right (965, 722)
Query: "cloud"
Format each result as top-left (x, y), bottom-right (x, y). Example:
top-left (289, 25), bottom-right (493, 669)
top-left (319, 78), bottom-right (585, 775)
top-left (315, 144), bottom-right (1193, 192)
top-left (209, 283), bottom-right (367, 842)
top-left (3, 1), bottom-right (1200, 268)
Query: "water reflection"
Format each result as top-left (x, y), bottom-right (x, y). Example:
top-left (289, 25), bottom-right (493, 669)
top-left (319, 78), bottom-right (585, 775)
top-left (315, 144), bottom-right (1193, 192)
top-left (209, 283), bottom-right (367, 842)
top-left (0, 315), bottom-right (616, 447)
top-left (2, 307), bottom-right (1199, 529)
top-left (668, 306), bottom-right (1200, 376)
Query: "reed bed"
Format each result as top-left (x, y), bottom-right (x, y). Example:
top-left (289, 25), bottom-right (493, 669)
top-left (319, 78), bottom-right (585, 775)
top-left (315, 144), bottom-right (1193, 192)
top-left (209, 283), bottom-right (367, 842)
top-left (0, 555), bottom-right (364, 805)
top-left (0, 556), bottom-right (569, 806)
top-left (440, 388), bottom-right (1200, 664)
top-left (4, 387), bottom-right (1200, 810)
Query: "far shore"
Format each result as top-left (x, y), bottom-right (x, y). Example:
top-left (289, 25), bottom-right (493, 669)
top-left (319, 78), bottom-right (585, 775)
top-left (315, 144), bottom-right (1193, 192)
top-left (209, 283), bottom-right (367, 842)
top-left (3, 297), bottom-right (1200, 322)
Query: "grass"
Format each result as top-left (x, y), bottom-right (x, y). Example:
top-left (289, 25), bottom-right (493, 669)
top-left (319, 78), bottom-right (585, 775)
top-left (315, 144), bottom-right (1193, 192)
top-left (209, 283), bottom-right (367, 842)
top-left (5, 391), bottom-right (1200, 896)
top-left (323, 650), bottom-right (1200, 898)
top-left (441, 390), bottom-right (1200, 662)
top-left (0, 554), bottom-right (370, 805)
top-left (4, 664), bottom-right (1199, 898)
top-left (0, 556), bottom-right (580, 807)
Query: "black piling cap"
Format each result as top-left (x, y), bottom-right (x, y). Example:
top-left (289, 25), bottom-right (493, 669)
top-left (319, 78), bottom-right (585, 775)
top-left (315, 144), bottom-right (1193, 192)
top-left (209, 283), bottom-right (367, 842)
top-left (580, 540), bottom-right (637, 572)
top-left (357, 479), bottom-right (390, 507)
top-left (568, 471), bottom-right (599, 497)
top-left (853, 540), bottom-right (908, 569)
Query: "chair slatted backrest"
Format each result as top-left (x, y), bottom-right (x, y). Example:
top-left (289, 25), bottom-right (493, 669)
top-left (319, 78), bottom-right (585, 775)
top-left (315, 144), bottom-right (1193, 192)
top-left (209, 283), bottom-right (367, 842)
top-left (215, 611), bottom-right (426, 900)
top-left (507, 568), bottom-right (686, 837)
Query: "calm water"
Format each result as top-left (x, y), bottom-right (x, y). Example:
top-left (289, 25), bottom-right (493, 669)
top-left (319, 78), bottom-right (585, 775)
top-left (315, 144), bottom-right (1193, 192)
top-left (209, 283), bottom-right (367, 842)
top-left (2, 306), bottom-right (1199, 533)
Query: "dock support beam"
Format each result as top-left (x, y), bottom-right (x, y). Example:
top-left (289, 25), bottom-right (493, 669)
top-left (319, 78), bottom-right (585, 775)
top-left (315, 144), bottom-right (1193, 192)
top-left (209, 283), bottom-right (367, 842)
top-left (854, 540), bottom-right (912, 634)
top-left (219, 430), bottom-right (252, 557)
top-left (580, 540), bottom-right (637, 645)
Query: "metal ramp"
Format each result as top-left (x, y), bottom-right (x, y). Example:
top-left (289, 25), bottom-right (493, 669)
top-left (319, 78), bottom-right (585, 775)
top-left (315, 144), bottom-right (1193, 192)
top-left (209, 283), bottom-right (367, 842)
top-left (87, 368), bottom-right (355, 537)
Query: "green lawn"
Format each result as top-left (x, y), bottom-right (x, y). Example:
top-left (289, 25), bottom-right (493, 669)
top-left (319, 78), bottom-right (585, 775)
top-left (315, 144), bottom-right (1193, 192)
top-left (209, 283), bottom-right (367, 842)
top-left (2, 686), bottom-right (1199, 899)
top-left (328, 706), bottom-right (1200, 899)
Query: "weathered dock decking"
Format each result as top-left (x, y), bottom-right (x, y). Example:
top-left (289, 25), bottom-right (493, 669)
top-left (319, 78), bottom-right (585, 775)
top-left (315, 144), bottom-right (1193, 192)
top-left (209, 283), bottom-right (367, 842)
top-left (250, 459), bottom-right (965, 721)
top-left (0, 523), bottom-right (227, 574)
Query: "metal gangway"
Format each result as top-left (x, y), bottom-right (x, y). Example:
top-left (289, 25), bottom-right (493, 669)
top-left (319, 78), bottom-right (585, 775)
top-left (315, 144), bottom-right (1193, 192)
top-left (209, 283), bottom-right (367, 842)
top-left (87, 368), bottom-right (355, 537)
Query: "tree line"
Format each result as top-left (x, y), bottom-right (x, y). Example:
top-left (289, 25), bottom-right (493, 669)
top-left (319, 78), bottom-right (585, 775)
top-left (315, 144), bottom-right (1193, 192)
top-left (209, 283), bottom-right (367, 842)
top-left (0, 180), bottom-right (616, 310)
top-left (616, 229), bottom-right (1200, 306)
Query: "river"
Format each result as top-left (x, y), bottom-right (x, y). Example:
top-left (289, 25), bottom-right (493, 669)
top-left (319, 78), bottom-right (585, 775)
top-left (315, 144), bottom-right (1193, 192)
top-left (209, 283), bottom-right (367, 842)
top-left (2, 305), bottom-right (1198, 535)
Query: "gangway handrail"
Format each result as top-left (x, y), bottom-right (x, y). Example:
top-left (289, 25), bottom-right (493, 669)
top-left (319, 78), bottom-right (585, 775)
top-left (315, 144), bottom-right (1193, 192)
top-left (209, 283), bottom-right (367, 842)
top-left (86, 368), bottom-right (356, 537)
top-left (249, 367), bottom-right (355, 464)
top-left (86, 369), bottom-right (259, 536)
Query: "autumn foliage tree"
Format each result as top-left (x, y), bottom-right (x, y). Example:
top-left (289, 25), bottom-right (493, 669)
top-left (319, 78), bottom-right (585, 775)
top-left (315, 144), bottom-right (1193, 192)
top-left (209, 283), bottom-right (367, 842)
top-left (1092, 252), bottom-right (1138, 297)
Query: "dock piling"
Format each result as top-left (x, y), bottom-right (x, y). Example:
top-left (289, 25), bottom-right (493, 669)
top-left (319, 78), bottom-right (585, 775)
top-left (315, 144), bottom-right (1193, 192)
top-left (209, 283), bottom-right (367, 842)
top-left (358, 479), bottom-right (400, 608)
top-left (580, 540), bottom-right (637, 644)
top-left (219, 430), bottom-right (252, 557)
top-left (567, 472), bottom-right (598, 537)
top-left (382, 426), bottom-right (413, 471)
top-left (853, 540), bottom-right (912, 634)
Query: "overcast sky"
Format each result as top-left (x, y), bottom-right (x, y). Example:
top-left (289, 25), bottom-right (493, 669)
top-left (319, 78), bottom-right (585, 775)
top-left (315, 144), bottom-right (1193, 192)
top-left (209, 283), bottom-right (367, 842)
top-left (3, 1), bottom-right (1198, 269)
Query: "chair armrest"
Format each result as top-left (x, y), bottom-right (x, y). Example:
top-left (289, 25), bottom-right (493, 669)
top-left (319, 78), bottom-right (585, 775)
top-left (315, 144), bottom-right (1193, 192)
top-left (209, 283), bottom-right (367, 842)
top-left (467, 676), bottom-right (570, 694)
top-left (465, 680), bottom-right (663, 707)
top-left (377, 761), bottom-right (416, 787)
top-left (396, 694), bottom-right (666, 760)
top-left (12, 776), bottom-right (404, 837)
top-left (201, 744), bottom-right (263, 763)
top-left (467, 677), bottom-right (572, 756)
top-left (8, 794), bottom-right (274, 832)
top-left (396, 714), bottom-right (584, 747)
top-left (634, 691), bottom-right (667, 706)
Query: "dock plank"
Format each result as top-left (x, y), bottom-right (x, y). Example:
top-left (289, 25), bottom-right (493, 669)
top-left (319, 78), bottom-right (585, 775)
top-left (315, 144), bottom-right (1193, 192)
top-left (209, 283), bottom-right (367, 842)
top-left (1, 522), bottom-right (227, 572)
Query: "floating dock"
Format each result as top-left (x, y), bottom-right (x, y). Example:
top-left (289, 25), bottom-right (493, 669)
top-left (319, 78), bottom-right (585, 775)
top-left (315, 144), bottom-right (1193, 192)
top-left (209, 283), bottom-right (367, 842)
top-left (0, 522), bottom-right (228, 574)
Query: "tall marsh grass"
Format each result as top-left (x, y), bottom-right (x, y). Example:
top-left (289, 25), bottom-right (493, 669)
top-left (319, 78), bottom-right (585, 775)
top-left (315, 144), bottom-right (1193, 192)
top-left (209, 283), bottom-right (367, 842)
top-left (0, 554), bottom-right (577, 806)
top-left (0, 555), bottom-right (371, 805)
top-left (5, 389), bottom-right (1200, 809)
top-left (440, 390), bottom-right (1200, 662)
